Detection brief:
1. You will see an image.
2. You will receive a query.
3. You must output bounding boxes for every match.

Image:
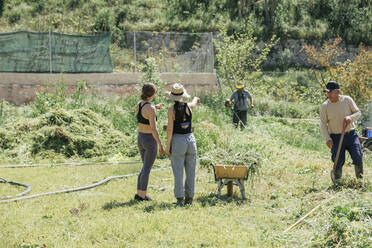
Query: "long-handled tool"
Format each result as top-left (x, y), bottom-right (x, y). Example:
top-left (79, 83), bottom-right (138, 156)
top-left (330, 125), bottom-right (347, 183)
top-left (225, 99), bottom-right (249, 129)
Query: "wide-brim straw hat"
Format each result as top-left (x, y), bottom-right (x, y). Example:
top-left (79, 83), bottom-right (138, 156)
top-left (166, 83), bottom-right (190, 102)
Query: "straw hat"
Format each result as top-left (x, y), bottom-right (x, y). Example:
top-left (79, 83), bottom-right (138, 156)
top-left (236, 82), bottom-right (245, 89)
top-left (166, 83), bottom-right (190, 102)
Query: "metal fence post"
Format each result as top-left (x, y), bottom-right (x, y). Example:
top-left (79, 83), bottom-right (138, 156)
top-left (133, 31), bottom-right (137, 72)
top-left (0, 99), bottom-right (4, 122)
top-left (210, 32), bottom-right (214, 72)
top-left (49, 30), bottom-right (53, 73)
top-left (285, 70), bottom-right (289, 116)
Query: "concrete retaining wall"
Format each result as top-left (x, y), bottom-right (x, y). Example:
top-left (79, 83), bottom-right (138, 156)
top-left (366, 102), bottom-right (372, 127)
top-left (0, 72), bottom-right (217, 105)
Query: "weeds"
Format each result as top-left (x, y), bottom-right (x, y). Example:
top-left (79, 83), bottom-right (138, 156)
top-left (311, 194), bottom-right (372, 247)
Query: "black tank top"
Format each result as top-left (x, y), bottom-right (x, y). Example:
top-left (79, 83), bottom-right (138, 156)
top-left (137, 102), bottom-right (155, 125)
top-left (173, 103), bottom-right (192, 134)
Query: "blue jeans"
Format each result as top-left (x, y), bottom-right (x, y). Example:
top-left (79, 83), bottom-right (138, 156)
top-left (330, 130), bottom-right (363, 179)
top-left (170, 133), bottom-right (197, 198)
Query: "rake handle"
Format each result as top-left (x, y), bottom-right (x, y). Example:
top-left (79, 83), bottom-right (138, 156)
top-left (333, 126), bottom-right (347, 171)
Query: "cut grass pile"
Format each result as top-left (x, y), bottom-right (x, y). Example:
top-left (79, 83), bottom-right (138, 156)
top-left (0, 108), bottom-right (133, 163)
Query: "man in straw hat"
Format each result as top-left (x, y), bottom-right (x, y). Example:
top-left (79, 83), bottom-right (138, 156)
top-left (320, 81), bottom-right (363, 183)
top-left (226, 82), bottom-right (253, 129)
top-left (165, 83), bottom-right (200, 206)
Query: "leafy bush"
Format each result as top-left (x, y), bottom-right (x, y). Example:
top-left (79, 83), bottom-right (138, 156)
top-left (0, 0), bottom-right (4, 17)
top-left (303, 37), bottom-right (372, 108)
top-left (67, 0), bottom-right (83, 10)
top-left (7, 9), bottom-right (21, 24)
top-left (214, 28), bottom-right (278, 92)
top-left (93, 8), bottom-right (113, 32)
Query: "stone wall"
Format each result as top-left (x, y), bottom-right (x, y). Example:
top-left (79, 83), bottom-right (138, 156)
top-left (366, 102), bottom-right (372, 127)
top-left (0, 72), bottom-right (217, 105)
top-left (261, 39), bottom-right (363, 69)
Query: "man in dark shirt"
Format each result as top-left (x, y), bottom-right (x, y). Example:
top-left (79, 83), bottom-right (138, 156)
top-left (226, 82), bottom-right (254, 129)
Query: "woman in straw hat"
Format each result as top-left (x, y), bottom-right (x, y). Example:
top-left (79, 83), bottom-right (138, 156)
top-left (165, 83), bottom-right (200, 206)
top-left (135, 83), bottom-right (165, 201)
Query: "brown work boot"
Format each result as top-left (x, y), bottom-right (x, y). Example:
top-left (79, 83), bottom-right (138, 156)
top-left (184, 197), bottom-right (193, 205)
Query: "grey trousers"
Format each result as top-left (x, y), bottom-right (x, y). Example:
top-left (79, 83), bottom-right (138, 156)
top-left (137, 132), bottom-right (158, 191)
top-left (170, 133), bottom-right (197, 198)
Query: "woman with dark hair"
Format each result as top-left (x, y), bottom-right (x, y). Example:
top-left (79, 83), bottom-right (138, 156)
top-left (165, 83), bottom-right (200, 206)
top-left (135, 83), bottom-right (164, 201)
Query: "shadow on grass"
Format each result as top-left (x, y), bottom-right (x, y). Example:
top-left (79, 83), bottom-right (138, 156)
top-left (142, 202), bottom-right (175, 213)
top-left (102, 199), bottom-right (177, 212)
top-left (196, 193), bottom-right (249, 207)
top-left (102, 199), bottom-right (141, 210)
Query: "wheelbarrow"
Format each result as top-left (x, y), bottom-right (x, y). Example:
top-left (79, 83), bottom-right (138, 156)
top-left (359, 127), bottom-right (372, 152)
top-left (212, 164), bottom-right (251, 200)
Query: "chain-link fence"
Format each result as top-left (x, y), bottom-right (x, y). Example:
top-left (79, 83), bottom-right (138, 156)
top-left (114, 31), bottom-right (214, 73)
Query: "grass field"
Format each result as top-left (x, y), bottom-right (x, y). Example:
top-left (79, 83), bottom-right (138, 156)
top-left (1, 113), bottom-right (371, 247)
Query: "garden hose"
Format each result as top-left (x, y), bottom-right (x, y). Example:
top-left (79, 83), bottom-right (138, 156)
top-left (0, 160), bottom-right (170, 204)
top-left (0, 177), bottom-right (32, 200)
top-left (0, 166), bottom-right (170, 204)
top-left (0, 161), bottom-right (141, 169)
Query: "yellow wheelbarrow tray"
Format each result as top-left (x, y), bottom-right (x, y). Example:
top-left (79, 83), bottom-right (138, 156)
top-left (212, 164), bottom-right (252, 200)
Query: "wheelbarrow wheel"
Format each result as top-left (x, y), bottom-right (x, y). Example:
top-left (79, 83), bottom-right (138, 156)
top-left (362, 139), bottom-right (372, 152)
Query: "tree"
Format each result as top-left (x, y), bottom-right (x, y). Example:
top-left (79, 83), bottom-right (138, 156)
top-left (264, 0), bottom-right (277, 30)
top-left (302, 36), bottom-right (344, 86)
top-left (0, 0), bottom-right (4, 17)
top-left (333, 46), bottom-right (372, 107)
top-left (214, 28), bottom-right (278, 93)
top-left (302, 37), bottom-right (372, 107)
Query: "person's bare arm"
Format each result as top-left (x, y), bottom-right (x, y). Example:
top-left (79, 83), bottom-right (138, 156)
top-left (187, 97), bottom-right (200, 109)
top-left (155, 103), bottom-right (163, 110)
top-left (148, 106), bottom-right (164, 155)
top-left (165, 108), bottom-right (174, 156)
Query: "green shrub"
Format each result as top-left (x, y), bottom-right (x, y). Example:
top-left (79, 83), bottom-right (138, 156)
top-left (67, 0), bottom-right (83, 10)
top-left (0, 0), bottom-right (4, 17)
top-left (7, 9), bottom-right (21, 24)
top-left (93, 8), bottom-right (113, 32)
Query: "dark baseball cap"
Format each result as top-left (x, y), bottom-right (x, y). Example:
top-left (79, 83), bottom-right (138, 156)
top-left (323, 81), bottom-right (340, 92)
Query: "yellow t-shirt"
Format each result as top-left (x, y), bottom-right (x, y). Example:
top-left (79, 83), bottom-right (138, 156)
top-left (320, 95), bottom-right (361, 142)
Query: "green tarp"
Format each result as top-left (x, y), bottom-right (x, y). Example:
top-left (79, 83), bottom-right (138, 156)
top-left (0, 31), bottom-right (113, 73)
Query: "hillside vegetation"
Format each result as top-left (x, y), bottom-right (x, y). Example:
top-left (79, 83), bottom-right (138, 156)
top-left (0, 0), bottom-right (371, 46)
